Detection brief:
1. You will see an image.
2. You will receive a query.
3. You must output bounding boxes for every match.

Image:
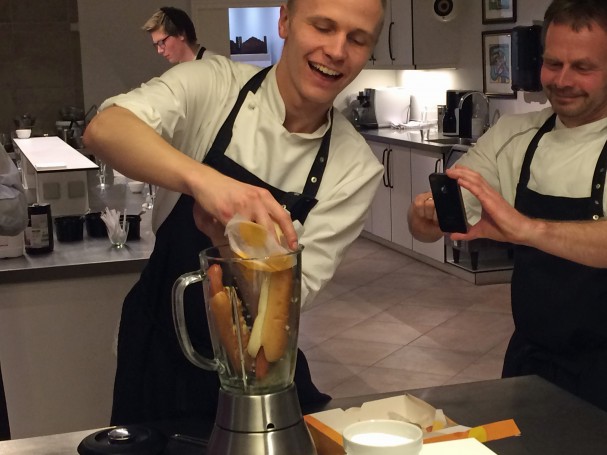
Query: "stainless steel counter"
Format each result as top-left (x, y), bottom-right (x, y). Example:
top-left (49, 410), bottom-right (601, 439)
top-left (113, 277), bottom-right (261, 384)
top-left (0, 172), bottom-right (157, 439)
top-left (359, 127), bottom-right (457, 152)
top-left (0, 172), bottom-right (155, 283)
top-left (1, 131), bottom-right (452, 284)
top-left (2, 376), bottom-right (606, 454)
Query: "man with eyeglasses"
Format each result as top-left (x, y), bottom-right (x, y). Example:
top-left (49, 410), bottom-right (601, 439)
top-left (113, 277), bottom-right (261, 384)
top-left (142, 6), bottom-right (214, 63)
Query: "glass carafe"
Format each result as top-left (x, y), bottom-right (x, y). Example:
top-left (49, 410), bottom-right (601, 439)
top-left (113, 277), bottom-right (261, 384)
top-left (172, 245), bottom-right (303, 395)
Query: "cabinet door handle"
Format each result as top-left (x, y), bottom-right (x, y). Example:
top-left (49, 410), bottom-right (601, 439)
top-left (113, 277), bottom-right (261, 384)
top-left (387, 148), bottom-right (394, 188)
top-left (382, 147), bottom-right (389, 187)
top-left (388, 21), bottom-right (395, 62)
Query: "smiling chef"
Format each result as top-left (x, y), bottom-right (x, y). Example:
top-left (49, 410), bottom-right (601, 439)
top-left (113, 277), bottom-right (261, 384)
top-left (83, 0), bottom-right (386, 425)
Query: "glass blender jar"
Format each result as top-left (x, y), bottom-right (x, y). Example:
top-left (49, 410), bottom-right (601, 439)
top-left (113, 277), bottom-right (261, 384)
top-left (172, 245), bottom-right (317, 455)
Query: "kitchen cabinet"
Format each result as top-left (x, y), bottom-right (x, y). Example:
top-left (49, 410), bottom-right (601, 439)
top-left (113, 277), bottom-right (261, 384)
top-left (368, 0), bottom-right (469, 70)
top-left (192, 0), bottom-right (464, 70)
top-left (411, 0), bottom-right (466, 69)
top-left (363, 138), bottom-right (447, 264)
top-left (410, 148), bottom-right (445, 262)
top-left (365, 141), bottom-right (412, 249)
top-left (368, 0), bottom-right (414, 69)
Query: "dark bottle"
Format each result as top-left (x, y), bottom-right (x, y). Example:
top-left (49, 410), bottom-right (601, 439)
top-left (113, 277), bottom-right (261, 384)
top-left (442, 109), bottom-right (457, 136)
top-left (24, 203), bottom-right (54, 254)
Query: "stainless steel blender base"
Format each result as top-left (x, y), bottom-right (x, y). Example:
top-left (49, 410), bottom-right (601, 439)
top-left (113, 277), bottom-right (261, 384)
top-left (208, 384), bottom-right (317, 455)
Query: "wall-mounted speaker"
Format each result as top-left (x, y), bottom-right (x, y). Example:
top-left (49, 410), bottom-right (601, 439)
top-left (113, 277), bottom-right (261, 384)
top-left (433, 0), bottom-right (458, 22)
top-left (511, 25), bottom-right (543, 92)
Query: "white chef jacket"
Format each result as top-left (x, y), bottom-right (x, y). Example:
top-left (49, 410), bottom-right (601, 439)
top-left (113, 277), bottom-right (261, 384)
top-left (457, 107), bottom-right (607, 223)
top-left (99, 55), bottom-right (383, 307)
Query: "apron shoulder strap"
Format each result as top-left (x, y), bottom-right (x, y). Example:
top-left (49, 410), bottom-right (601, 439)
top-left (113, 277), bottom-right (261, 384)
top-left (207, 66), bottom-right (273, 159)
top-left (518, 113), bottom-right (556, 186)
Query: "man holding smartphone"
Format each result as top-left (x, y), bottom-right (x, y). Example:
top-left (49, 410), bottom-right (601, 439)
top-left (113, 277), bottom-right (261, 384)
top-left (409, 0), bottom-right (607, 412)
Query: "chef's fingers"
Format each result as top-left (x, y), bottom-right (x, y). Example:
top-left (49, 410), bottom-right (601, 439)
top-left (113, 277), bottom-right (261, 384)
top-left (424, 195), bottom-right (438, 223)
top-left (250, 200), bottom-right (298, 251)
top-left (195, 172), bottom-right (297, 249)
top-left (272, 207), bottom-right (298, 250)
top-left (413, 191), bottom-right (437, 221)
top-left (193, 203), bottom-right (227, 246)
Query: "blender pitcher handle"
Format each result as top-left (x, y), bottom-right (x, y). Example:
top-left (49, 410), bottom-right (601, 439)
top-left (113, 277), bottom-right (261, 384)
top-left (172, 271), bottom-right (222, 373)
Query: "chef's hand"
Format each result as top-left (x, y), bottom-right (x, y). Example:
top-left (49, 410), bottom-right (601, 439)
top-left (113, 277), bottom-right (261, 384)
top-left (408, 191), bottom-right (443, 242)
top-left (447, 165), bottom-right (533, 244)
top-left (190, 166), bottom-right (298, 250)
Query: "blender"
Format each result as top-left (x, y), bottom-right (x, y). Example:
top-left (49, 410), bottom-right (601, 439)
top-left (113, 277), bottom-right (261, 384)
top-left (172, 245), bottom-right (317, 455)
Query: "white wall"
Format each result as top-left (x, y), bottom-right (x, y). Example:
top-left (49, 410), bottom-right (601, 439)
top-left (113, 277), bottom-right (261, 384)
top-left (334, 69), bottom-right (398, 113)
top-left (78, 0), bottom-right (190, 109)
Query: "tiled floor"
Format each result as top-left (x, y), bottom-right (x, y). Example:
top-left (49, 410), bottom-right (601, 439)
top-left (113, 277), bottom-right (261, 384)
top-left (300, 236), bottom-right (514, 399)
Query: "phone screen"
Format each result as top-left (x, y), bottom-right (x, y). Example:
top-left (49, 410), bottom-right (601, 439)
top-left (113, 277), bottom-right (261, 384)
top-left (428, 173), bottom-right (468, 233)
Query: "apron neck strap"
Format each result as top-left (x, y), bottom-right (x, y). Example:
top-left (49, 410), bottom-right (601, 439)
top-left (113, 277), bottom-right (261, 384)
top-left (518, 113), bottom-right (556, 187)
top-left (209, 65), bottom-right (273, 155)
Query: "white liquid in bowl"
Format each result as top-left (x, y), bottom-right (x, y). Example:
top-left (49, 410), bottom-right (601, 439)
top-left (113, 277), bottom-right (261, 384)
top-left (351, 432), bottom-right (414, 446)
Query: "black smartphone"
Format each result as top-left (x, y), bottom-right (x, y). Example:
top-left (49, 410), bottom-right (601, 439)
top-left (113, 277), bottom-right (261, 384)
top-left (428, 173), bottom-right (468, 233)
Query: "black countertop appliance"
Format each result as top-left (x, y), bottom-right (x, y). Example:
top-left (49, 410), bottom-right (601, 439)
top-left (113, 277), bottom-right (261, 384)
top-left (442, 90), bottom-right (473, 138)
top-left (351, 89), bottom-right (379, 129)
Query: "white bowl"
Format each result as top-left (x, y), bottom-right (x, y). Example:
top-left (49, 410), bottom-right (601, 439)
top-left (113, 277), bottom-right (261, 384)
top-left (127, 181), bottom-right (145, 193)
top-left (343, 419), bottom-right (423, 455)
top-left (16, 129), bottom-right (32, 139)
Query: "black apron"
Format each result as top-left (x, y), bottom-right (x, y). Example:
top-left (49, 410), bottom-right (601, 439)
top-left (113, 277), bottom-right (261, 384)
top-left (111, 66), bottom-right (331, 425)
top-left (503, 113), bottom-right (607, 410)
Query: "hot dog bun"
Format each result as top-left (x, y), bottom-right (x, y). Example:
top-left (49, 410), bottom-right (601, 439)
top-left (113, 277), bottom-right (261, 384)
top-left (247, 267), bottom-right (293, 363)
top-left (261, 268), bottom-right (293, 362)
top-left (207, 264), bottom-right (250, 373)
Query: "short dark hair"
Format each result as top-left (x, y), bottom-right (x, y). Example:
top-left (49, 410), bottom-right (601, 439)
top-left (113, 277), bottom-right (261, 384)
top-left (544, 0), bottom-right (607, 37)
top-left (142, 7), bottom-right (197, 44)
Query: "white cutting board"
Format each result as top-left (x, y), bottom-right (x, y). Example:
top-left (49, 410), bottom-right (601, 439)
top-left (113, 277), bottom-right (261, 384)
top-left (14, 136), bottom-right (97, 172)
top-left (421, 438), bottom-right (498, 454)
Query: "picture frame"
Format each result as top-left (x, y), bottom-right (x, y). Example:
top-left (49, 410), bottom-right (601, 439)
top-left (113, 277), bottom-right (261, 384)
top-left (482, 0), bottom-right (517, 24)
top-left (482, 30), bottom-right (516, 98)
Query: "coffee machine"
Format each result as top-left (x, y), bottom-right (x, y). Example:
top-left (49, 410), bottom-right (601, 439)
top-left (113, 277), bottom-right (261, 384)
top-left (442, 90), bottom-right (473, 138)
top-left (351, 89), bottom-right (378, 129)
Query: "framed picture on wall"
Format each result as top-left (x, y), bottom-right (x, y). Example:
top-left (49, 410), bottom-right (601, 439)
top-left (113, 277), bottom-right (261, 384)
top-left (482, 0), bottom-right (517, 24)
top-left (482, 30), bottom-right (516, 98)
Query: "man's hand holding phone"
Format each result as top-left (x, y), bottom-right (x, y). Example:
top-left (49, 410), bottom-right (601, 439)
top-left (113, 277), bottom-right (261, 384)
top-left (428, 172), bottom-right (468, 234)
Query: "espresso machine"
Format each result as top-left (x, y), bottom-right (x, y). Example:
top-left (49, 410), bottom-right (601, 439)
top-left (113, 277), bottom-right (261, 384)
top-left (172, 245), bottom-right (316, 455)
top-left (351, 89), bottom-right (379, 129)
top-left (442, 90), bottom-right (473, 138)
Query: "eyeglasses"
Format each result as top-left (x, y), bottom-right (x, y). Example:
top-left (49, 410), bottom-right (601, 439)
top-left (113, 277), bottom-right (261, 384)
top-left (152, 35), bottom-right (172, 49)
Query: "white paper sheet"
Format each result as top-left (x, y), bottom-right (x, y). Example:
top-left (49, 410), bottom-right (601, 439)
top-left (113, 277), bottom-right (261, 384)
top-left (421, 438), bottom-right (498, 454)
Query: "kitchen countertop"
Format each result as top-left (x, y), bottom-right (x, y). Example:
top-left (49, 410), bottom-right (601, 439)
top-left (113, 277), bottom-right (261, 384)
top-left (0, 172), bottom-right (155, 283)
top-left (2, 375), bottom-right (606, 454)
top-left (0, 130), bottom-right (461, 284)
top-left (359, 127), bottom-right (465, 152)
